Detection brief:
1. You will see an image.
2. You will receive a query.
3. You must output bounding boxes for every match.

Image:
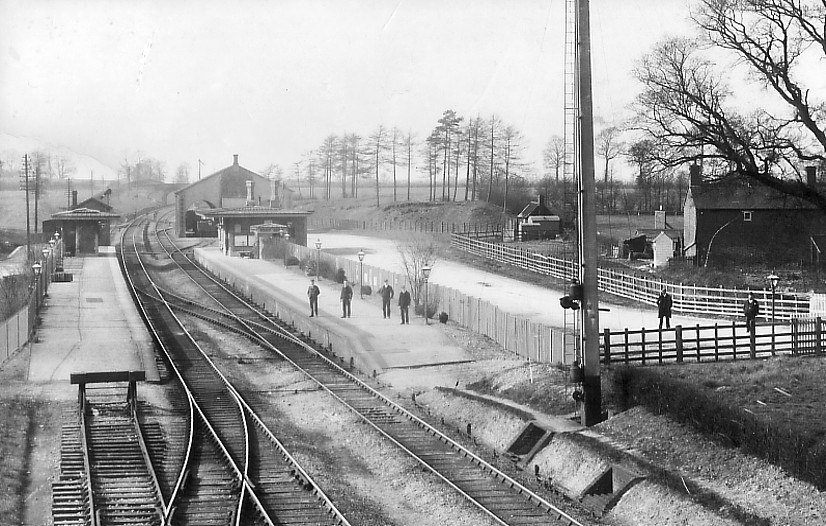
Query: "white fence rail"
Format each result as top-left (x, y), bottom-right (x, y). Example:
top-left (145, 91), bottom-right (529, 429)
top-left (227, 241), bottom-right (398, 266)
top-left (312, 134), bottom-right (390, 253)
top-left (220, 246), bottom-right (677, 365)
top-left (451, 232), bottom-right (812, 322)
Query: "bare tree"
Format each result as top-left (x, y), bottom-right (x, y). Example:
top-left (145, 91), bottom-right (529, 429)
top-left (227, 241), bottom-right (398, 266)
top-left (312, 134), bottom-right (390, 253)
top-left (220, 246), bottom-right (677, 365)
top-left (633, 0), bottom-right (826, 211)
top-left (403, 130), bottom-right (417, 200)
top-left (55, 155), bottom-right (76, 180)
top-left (596, 126), bottom-right (623, 212)
top-left (395, 233), bottom-right (439, 313)
top-left (368, 125), bottom-right (388, 208)
top-left (174, 162), bottom-right (191, 184)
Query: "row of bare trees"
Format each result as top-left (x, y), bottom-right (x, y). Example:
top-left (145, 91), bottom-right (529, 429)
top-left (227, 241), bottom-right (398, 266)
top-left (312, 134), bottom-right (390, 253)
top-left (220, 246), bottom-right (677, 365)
top-left (278, 110), bottom-right (534, 212)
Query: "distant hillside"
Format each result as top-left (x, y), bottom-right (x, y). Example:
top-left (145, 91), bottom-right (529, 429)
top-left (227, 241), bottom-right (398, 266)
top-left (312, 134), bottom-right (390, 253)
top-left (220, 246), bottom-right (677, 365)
top-left (0, 134), bottom-right (118, 181)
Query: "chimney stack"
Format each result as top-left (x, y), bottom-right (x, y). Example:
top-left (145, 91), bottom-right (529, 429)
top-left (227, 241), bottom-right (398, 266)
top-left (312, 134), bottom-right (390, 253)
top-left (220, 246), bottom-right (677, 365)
top-left (689, 163), bottom-right (702, 186)
top-left (72, 190), bottom-right (77, 208)
top-left (233, 154), bottom-right (239, 166)
top-left (806, 166), bottom-right (817, 187)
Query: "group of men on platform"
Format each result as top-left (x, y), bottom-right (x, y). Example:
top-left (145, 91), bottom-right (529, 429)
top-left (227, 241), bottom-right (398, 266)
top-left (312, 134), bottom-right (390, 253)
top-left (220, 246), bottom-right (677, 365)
top-left (307, 278), bottom-right (412, 324)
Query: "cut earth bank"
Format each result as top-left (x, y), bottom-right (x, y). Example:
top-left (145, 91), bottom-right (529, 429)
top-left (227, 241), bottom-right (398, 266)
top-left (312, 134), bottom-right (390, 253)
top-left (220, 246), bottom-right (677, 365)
top-left (375, 322), bottom-right (825, 526)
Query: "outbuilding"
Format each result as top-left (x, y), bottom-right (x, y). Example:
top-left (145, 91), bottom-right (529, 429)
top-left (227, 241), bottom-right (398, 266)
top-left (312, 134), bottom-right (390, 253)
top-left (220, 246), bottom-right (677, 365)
top-left (515, 195), bottom-right (561, 241)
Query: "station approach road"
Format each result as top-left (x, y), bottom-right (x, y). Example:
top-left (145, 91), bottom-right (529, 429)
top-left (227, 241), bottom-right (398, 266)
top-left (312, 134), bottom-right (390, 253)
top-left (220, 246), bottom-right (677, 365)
top-left (313, 232), bottom-right (715, 333)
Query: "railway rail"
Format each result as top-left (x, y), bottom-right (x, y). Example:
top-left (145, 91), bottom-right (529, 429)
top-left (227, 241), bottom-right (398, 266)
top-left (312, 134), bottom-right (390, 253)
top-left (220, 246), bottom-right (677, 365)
top-left (118, 217), bottom-right (351, 526)
top-left (139, 210), bottom-right (592, 526)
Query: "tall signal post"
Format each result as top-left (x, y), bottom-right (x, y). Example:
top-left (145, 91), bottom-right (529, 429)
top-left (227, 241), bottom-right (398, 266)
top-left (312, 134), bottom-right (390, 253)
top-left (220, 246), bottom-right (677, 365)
top-left (564, 0), bottom-right (602, 425)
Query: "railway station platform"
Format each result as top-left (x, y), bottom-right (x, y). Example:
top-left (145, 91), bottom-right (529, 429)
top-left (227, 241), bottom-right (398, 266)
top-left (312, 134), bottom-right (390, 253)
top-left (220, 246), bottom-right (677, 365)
top-left (26, 252), bottom-right (159, 385)
top-left (194, 247), bottom-right (474, 374)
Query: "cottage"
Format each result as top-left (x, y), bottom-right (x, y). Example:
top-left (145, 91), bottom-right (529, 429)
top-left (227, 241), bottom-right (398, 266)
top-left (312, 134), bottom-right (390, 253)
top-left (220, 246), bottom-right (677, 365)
top-left (683, 165), bottom-right (826, 265)
top-left (515, 195), bottom-right (561, 241)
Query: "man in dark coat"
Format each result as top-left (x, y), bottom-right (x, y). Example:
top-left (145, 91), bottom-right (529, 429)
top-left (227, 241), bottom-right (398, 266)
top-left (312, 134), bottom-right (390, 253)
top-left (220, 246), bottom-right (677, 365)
top-left (307, 279), bottom-right (320, 317)
top-left (657, 289), bottom-right (673, 329)
top-left (340, 280), bottom-right (353, 318)
top-left (379, 279), bottom-right (394, 318)
top-left (398, 284), bottom-right (411, 325)
top-left (744, 292), bottom-right (760, 333)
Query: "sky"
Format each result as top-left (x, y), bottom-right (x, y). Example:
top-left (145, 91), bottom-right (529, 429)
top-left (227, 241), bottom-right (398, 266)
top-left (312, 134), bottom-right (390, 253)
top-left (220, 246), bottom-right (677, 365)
top-left (0, 0), bottom-right (694, 181)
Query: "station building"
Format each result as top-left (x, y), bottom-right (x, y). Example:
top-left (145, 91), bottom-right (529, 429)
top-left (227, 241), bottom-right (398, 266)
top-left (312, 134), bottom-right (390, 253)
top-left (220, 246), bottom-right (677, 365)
top-left (42, 208), bottom-right (121, 256)
top-left (196, 207), bottom-right (311, 258)
top-left (173, 154), bottom-right (294, 238)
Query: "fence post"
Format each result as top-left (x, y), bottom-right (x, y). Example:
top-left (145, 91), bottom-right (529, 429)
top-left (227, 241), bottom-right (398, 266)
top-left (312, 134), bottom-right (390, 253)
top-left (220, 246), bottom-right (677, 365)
top-left (675, 326), bottom-right (683, 363)
top-left (731, 320), bottom-right (737, 359)
top-left (817, 317), bottom-right (823, 355)
top-left (602, 328), bottom-right (611, 365)
top-left (790, 318), bottom-right (798, 355)
top-left (640, 329), bottom-right (646, 365)
top-left (749, 327), bottom-right (757, 359)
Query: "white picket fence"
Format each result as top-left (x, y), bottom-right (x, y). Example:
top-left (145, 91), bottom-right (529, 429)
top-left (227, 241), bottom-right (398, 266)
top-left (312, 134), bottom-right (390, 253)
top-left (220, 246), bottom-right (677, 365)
top-left (451, 232), bottom-right (813, 322)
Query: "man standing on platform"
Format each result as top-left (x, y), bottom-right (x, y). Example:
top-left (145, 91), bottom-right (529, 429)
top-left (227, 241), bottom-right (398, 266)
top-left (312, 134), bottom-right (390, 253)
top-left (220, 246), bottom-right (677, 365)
top-left (307, 279), bottom-right (320, 317)
top-left (379, 279), bottom-right (394, 318)
top-left (398, 284), bottom-right (411, 325)
top-left (340, 280), bottom-right (353, 318)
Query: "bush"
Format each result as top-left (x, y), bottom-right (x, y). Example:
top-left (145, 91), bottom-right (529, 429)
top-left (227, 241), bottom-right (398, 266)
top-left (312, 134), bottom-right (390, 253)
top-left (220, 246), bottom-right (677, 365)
top-left (334, 268), bottom-right (347, 284)
top-left (286, 256), bottom-right (301, 266)
top-left (360, 284), bottom-right (372, 296)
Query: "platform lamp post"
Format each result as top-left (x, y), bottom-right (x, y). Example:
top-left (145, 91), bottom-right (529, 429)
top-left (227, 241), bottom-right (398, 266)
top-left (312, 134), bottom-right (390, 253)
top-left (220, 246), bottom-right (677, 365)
top-left (41, 247), bottom-right (50, 297)
top-left (315, 239), bottom-right (322, 281)
top-left (32, 261), bottom-right (42, 309)
top-left (421, 265), bottom-right (431, 325)
top-left (283, 231), bottom-right (290, 268)
top-left (358, 249), bottom-right (365, 299)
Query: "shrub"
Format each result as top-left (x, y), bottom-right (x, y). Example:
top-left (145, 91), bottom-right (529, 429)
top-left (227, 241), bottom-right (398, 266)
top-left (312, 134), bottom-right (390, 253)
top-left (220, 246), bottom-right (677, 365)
top-left (334, 268), bottom-right (347, 284)
top-left (361, 284), bottom-right (372, 296)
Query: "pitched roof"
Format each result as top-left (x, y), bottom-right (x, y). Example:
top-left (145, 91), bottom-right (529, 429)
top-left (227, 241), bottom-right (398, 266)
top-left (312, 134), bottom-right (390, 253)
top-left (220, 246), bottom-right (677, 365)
top-left (74, 196), bottom-right (113, 212)
top-left (50, 208), bottom-right (121, 220)
top-left (689, 178), bottom-right (817, 210)
top-left (517, 195), bottom-right (555, 218)
top-left (174, 157), bottom-right (270, 195)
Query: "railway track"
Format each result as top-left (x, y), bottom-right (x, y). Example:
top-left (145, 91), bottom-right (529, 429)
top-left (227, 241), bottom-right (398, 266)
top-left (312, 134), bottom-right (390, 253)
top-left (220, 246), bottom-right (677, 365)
top-left (140, 210), bottom-right (592, 526)
top-left (53, 374), bottom-right (165, 526)
top-left (118, 217), bottom-right (351, 526)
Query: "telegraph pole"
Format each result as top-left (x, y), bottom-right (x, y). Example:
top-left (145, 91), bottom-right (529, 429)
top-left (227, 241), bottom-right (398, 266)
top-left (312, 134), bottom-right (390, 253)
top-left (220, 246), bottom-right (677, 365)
top-left (23, 154), bottom-right (31, 262)
top-left (576, 0), bottom-right (602, 426)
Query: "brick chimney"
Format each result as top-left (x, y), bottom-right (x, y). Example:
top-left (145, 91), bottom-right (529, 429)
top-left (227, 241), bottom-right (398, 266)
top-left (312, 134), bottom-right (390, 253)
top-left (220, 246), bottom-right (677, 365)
top-left (72, 190), bottom-right (77, 208)
top-left (689, 163), bottom-right (702, 186)
top-left (233, 154), bottom-right (239, 166)
top-left (806, 166), bottom-right (817, 187)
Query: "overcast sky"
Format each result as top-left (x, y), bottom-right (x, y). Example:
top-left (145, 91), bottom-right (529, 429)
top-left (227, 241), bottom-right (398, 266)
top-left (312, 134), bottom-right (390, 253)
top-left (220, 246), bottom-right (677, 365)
top-left (0, 0), bottom-right (693, 180)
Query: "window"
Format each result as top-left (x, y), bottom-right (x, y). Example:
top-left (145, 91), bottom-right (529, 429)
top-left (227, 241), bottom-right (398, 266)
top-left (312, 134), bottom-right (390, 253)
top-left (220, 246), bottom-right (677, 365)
top-left (743, 211), bottom-right (753, 222)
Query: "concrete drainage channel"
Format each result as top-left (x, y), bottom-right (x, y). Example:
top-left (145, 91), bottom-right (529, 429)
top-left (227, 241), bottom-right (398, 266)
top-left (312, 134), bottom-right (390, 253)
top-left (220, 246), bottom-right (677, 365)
top-left (504, 422), bottom-right (645, 516)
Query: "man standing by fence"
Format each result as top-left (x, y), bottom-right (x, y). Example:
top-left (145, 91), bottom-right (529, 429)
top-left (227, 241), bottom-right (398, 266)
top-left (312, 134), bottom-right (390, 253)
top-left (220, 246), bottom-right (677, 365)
top-left (398, 284), bottom-right (411, 324)
top-left (379, 279), bottom-right (394, 319)
top-left (744, 293), bottom-right (760, 333)
top-left (657, 289), bottom-right (672, 329)
top-left (340, 280), bottom-right (353, 318)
